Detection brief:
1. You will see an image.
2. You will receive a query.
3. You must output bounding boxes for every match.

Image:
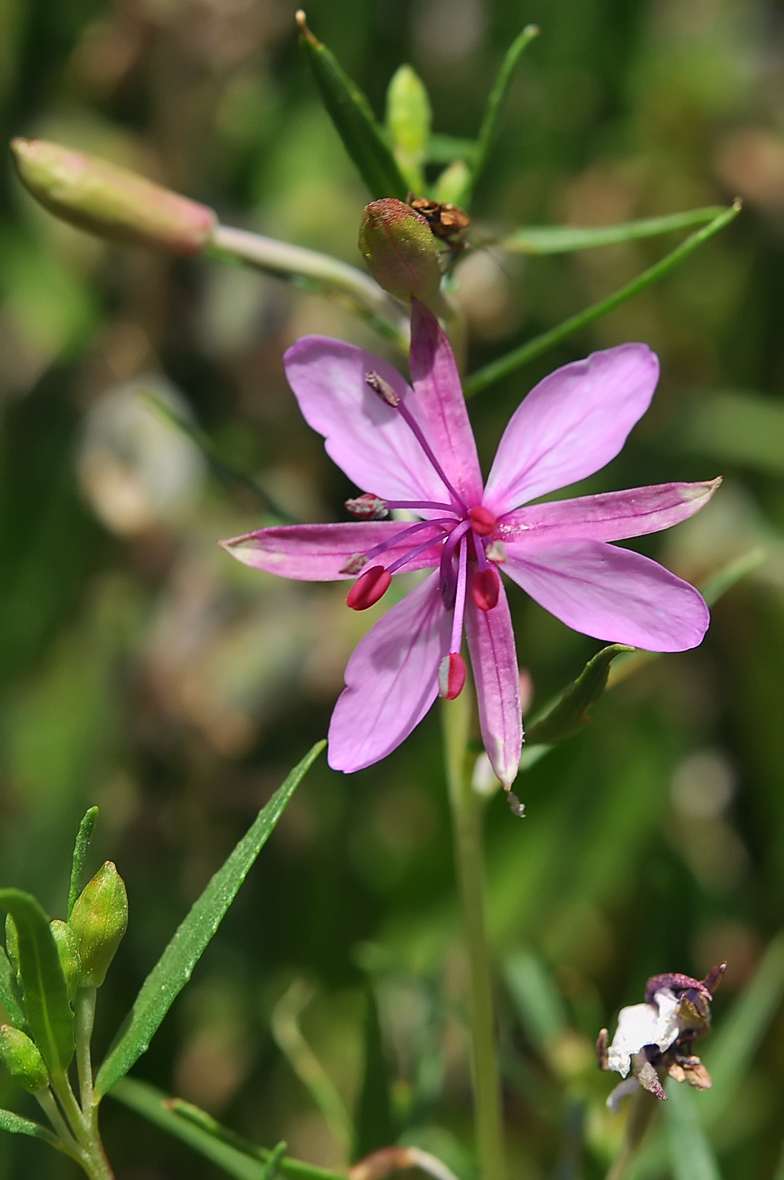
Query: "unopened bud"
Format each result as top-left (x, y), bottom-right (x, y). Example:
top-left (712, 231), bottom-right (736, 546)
top-left (11, 138), bottom-right (216, 255)
top-left (69, 862), bottom-right (128, 987)
top-left (50, 921), bottom-right (81, 1001)
top-left (358, 198), bottom-right (441, 303)
top-left (0, 1025), bottom-right (48, 1093)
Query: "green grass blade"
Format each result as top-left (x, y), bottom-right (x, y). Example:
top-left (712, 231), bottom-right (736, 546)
top-left (0, 946), bottom-right (26, 1029)
top-left (464, 201), bottom-right (741, 398)
top-left (95, 741), bottom-right (326, 1097)
top-left (525, 644), bottom-right (633, 747)
top-left (504, 950), bottom-right (568, 1050)
top-left (68, 805), bottom-right (99, 919)
top-left (354, 987), bottom-right (395, 1160)
top-left (297, 14), bottom-right (408, 200)
top-left (0, 1107), bottom-right (60, 1146)
top-left (500, 208), bottom-right (726, 254)
top-left (662, 1079), bottom-right (722, 1180)
top-left (110, 1077), bottom-right (346, 1180)
top-left (0, 891), bottom-right (73, 1075)
top-left (700, 931), bottom-right (784, 1126)
top-left (464, 24), bottom-right (540, 206)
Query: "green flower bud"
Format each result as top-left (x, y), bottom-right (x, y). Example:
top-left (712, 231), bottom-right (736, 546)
top-left (49, 921), bottom-right (81, 1001)
top-left (0, 1025), bottom-right (48, 1093)
top-left (69, 862), bottom-right (128, 988)
top-left (358, 198), bottom-right (441, 303)
top-left (4, 915), bottom-right (19, 975)
top-left (11, 138), bottom-right (217, 256)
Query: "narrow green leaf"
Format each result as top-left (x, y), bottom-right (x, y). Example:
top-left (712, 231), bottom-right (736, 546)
top-left (110, 1077), bottom-right (346, 1180)
top-left (504, 950), bottom-right (568, 1050)
top-left (68, 805), bottom-right (99, 919)
top-left (525, 644), bottom-right (632, 747)
top-left (700, 931), bottom-right (784, 1126)
top-left (463, 24), bottom-right (540, 206)
top-left (0, 891), bottom-right (73, 1075)
top-left (353, 987), bottom-right (395, 1160)
top-left (297, 14), bottom-right (408, 200)
top-left (386, 65), bottom-right (431, 194)
top-left (500, 207), bottom-right (726, 254)
top-left (0, 1107), bottom-right (60, 1146)
top-left (433, 160), bottom-right (472, 206)
top-left (95, 741), bottom-right (325, 1097)
top-left (663, 1078), bottom-right (722, 1180)
top-left (464, 201), bottom-right (741, 398)
top-left (0, 946), bottom-right (26, 1029)
top-left (426, 134), bottom-right (477, 165)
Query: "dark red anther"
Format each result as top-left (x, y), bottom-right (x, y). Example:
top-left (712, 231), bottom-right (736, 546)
top-left (438, 652), bottom-right (467, 700)
top-left (345, 493), bottom-right (389, 520)
top-left (471, 567), bottom-right (499, 611)
top-left (469, 505), bottom-right (496, 536)
top-left (346, 565), bottom-right (392, 611)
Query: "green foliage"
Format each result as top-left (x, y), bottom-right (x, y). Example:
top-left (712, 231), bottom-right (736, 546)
top-left (663, 1080), bottom-right (723, 1180)
top-left (0, 891), bottom-right (73, 1076)
top-left (297, 16), bottom-right (408, 200)
top-left (385, 65), bottom-right (431, 195)
top-left (500, 208), bottom-right (727, 254)
top-left (0, 1107), bottom-right (59, 1146)
top-left (353, 988), bottom-right (395, 1159)
top-left (525, 644), bottom-right (633, 747)
top-left (94, 741), bottom-right (326, 1097)
top-left (0, 947), bottom-right (26, 1030)
top-left (68, 806), bottom-right (99, 920)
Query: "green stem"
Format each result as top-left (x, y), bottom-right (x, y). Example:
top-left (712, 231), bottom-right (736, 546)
top-left (463, 201), bottom-right (741, 397)
top-left (75, 988), bottom-right (97, 1117)
top-left (605, 1086), bottom-right (659, 1180)
top-left (36, 1089), bottom-right (82, 1158)
top-left (442, 690), bottom-right (505, 1180)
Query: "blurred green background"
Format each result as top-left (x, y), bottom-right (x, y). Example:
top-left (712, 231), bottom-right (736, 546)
top-left (2, 0), bottom-right (784, 1177)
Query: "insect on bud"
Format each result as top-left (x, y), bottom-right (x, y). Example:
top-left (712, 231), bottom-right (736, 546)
top-left (439, 652), bottom-right (467, 700)
top-left (347, 565), bottom-right (392, 611)
top-left (69, 862), bottom-right (128, 988)
top-left (50, 920), bottom-right (81, 1001)
top-left (471, 568), bottom-right (500, 612)
top-left (0, 1025), bottom-right (48, 1093)
top-left (11, 138), bottom-right (216, 255)
top-left (358, 198), bottom-right (442, 303)
top-left (345, 493), bottom-right (389, 520)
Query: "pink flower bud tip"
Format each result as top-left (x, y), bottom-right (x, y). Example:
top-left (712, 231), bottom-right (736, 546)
top-left (347, 565), bottom-right (392, 610)
top-left (439, 652), bottom-right (467, 700)
top-left (11, 137), bottom-right (217, 255)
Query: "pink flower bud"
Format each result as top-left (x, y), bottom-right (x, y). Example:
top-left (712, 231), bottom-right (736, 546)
top-left (358, 198), bottom-right (441, 302)
top-left (11, 138), bottom-right (216, 255)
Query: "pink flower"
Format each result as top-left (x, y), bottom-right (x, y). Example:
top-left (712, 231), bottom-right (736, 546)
top-left (222, 301), bottom-right (718, 786)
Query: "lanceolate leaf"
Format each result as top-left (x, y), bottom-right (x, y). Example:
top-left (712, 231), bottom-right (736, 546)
top-left (95, 741), bottom-right (326, 1097)
top-left (463, 24), bottom-right (540, 206)
top-left (297, 15), bottom-right (408, 201)
top-left (111, 1077), bottom-right (345, 1180)
top-left (500, 207), bottom-right (726, 254)
top-left (0, 891), bottom-right (73, 1075)
top-left (464, 202), bottom-right (741, 397)
top-left (0, 1107), bottom-right (60, 1147)
top-left (525, 645), bottom-right (632, 747)
top-left (68, 805), bottom-right (99, 919)
top-left (0, 946), bottom-right (26, 1030)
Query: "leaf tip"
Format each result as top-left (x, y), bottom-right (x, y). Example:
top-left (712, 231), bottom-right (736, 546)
top-left (296, 10), bottom-right (316, 43)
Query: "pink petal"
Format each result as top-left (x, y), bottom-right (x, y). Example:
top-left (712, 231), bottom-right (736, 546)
top-left (409, 300), bottom-right (484, 505)
top-left (220, 522), bottom-right (443, 580)
top-left (328, 571), bottom-right (451, 772)
top-left (502, 539), bottom-right (709, 651)
top-left (285, 337), bottom-right (453, 504)
top-left (464, 581), bottom-right (522, 787)
top-left (497, 479), bottom-right (721, 544)
top-left (483, 344), bottom-right (660, 515)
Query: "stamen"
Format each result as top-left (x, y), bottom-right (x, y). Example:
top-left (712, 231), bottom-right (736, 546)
top-left (472, 567), bottom-right (499, 611)
top-left (365, 371), bottom-right (467, 510)
top-left (340, 553), bottom-right (368, 575)
top-left (439, 519), bottom-right (471, 609)
top-left (469, 505), bottom-right (496, 536)
top-left (387, 535), bottom-right (444, 574)
top-left (439, 652), bottom-right (467, 700)
top-left (347, 565), bottom-right (392, 610)
top-left (364, 517), bottom-right (454, 562)
top-left (345, 493), bottom-right (388, 519)
top-left (385, 499), bottom-right (458, 514)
